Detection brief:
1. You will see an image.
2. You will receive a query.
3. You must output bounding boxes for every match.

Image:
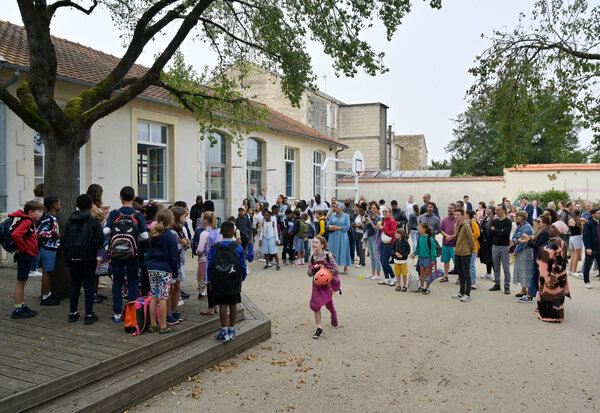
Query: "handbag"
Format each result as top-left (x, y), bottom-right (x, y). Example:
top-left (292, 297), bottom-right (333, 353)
top-left (425, 262), bottom-right (444, 284)
top-left (381, 232), bottom-right (393, 244)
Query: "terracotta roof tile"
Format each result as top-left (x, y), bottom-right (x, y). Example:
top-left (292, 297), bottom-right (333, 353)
top-left (339, 176), bottom-right (505, 183)
top-left (0, 20), bottom-right (345, 147)
top-left (505, 163), bottom-right (600, 172)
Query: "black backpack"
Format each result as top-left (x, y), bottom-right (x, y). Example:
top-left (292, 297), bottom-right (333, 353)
top-left (63, 216), bottom-right (94, 262)
top-left (210, 242), bottom-right (242, 296)
top-left (109, 212), bottom-right (140, 261)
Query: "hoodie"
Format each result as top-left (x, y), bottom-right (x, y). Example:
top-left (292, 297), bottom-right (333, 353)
top-left (8, 210), bottom-right (38, 257)
top-left (63, 210), bottom-right (104, 261)
top-left (148, 230), bottom-right (179, 276)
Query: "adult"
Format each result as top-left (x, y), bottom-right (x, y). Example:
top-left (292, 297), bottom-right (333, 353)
top-left (477, 201), bottom-right (486, 221)
top-left (479, 207), bottom-right (495, 279)
top-left (365, 203), bottom-right (382, 280)
top-left (439, 203), bottom-right (457, 282)
top-left (405, 195), bottom-right (417, 219)
top-left (560, 201), bottom-right (575, 245)
top-left (190, 195), bottom-right (204, 231)
top-left (547, 201), bottom-right (556, 211)
top-left (544, 208), bottom-right (559, 224)
top-left (582, 208), bottom-right (600, 289)
top-left (248, 188), bottom-right (258, 210)
top-left (242, 198), bottom-right (250, 211)
top-left (407, 204), bottom-right (420, 249)
top-left (582, 202), bottom-right (593, 220)
top-left (275, 195), bottom-right (287, 218)
top-left (536, 221), bottom-right (570, 323)
top-left (257, 188), bottom-right (267, 204)
top-left (418, 202), bottom-right (441, 235)
top-left (390, 200), bottom-right (408, 230)
top-left (327, 204), bottom-right (352, 273)
top-left (353, 204), bottom-right (366, 268)
top-left (452, 208), bottom-right (474, 301)
top-left (377, 206), bottom-right (397, 286)
top-left (310, 194), bottom-right (326, 218)
top-left (568, 209), bottom-right (586, 278)
top-left (344, 199), bottom-right (357, 263)
top-left (463, 195), bottom-right (473, 212)
top-left (511, 211), bottom-right (534, 298)
top-left (524, 198), bottom-right (542, 226)
top-left (419, 193), bottom-right (439, 217)
top-left (235, 207), bottom-right (253, 250)
top-left (519, 214), bottom-right (552, 303)
top-left (466, 210), bottom-right (480, 289)
top-left (557, 201), bottom-right (565, 216)
top-left (489, 204), bottom-right (512, 294)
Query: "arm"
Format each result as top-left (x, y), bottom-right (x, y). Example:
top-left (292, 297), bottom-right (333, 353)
top-left (237, 246), bottom-right (248, 281)
top-left (318, 220), bottom-right (325, 236)
top-left (274, 222), bottom-right (280, 243)
top-left (197, 231), bottom-right (209, 255)
top-left (168, 233), bottom-right (179, 276)
top-left (501, 220), bottom-right (512, 238)
top-left (471, 221), bottom-right (480, 241)
top-left (12, 219), bottom-right (33, 253)
top-left (206, 246), bottom-right (216, 283)
top-left (339, 214), bottom-right (350, 232)
top-left (582, 222), bottom-right (592, 249)
top-left (466, 225), bottom-right (475, 252)
top-left (432, 218), bottom-right (441, 235)
top-left (93, 220), bottom-right (104, 250)
top-left (428, 237), bottom-right (437, 260)
top-left (103, 210), bottom-right (117, 236)
top-left (137, 213), bottom-right (149, 240)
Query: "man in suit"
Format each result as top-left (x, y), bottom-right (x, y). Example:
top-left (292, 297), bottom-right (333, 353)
top-left (522, 197), bottom-right (542, 226)
top-left (463, 195), bottom-right (473, 212)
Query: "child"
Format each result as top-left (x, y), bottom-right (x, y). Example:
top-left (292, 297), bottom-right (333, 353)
top-left (410, 222), bottom-right (437, 295)
top-left (391, 228), bottom-right (411, 292)
top-left (63, 194), bottom-right (104, 324)
top-left (37, 196), bottom-right (62, 306)
top-left (197, 211), bottom-right (222, 315)
top-left (207, 221), bottom-right (247, 342)
top-left (147, 209), bottom-right (179, 334)
top-left (303, 212), bottom-right (313, 264)
top-left (9, 200), bottom-right (44, 318)
top-left (282, 209), bottom-right (295, 264)
top-left (316, 210), bottom-right (327, 238)
top-left (307, 236), bottom-right (341, 339)
top-left (292, 209), bottom-right (308, 267)
top-left (166, 206), bottom-right (189, 326)
top-left (259, 210), bottom-right (280, 270)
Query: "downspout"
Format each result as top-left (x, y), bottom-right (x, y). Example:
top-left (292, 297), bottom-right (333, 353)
top-left (0, 60), bottom-right (20, 213)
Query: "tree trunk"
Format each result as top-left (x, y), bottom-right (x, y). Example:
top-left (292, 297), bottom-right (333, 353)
top-left (43, 134), bottom-right (81, 298)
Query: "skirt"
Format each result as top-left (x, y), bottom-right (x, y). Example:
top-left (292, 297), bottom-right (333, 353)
top-left (513, 249), bottom-right (533, 287)
top-left (261, 236), bottom-right (278, 255)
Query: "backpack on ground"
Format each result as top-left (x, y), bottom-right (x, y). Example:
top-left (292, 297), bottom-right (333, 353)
top-left (297, 220), bottom-right (309, 239)
top-left (210, 242), bottom-right (242, 296)
top-left (63, 217), bottom-right (94, 263)
top-left (109, 212), bottom-right (140, 261)
top-left (0, 216), bottom-right (32, 254)
top-left (122, 297), bottom-right (152, 336)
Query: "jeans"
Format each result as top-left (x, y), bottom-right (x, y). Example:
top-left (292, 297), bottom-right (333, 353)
top-left (69, 260), bottom-right (96, 316)
top-left (583, 252), bottom-right (600, 283)
top-left (366, 236), bottom-right (380, 272)
top-left (348, 230), bottom-right (356, 262)
top-left (492, 245), bottom-right (511, 288)
top-left (111, 257), bottom-right (139, 314)
top-left (410, 230), bottom-right (419, 252)
top-left (304, 239), bottom-right (310, 261)
top-left (379, 243), bottom-right (394, 279)
top-left (456, 254), bottom-right (471, 296)
top-left (355, 231), bottom-right (366, 266)
top-left (470, 252), bottom-right (477, 285)
top-left (528, 255), bottom-right (539, 298)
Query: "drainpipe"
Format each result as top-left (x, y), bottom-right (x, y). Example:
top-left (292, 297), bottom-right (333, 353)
top-left (334, 147), bottom-right (345, 200)
top-left (0, 59), bottom-right (20, 213)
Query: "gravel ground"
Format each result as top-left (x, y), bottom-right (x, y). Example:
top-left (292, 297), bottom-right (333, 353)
top-left (134, 256), bottom-right (600, 413)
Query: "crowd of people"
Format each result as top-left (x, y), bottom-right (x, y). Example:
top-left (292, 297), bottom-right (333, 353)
top-left (3, 184), bottom-right (599, 343)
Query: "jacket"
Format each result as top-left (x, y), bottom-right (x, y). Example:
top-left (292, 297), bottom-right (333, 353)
top-left (148, 229), bottom-right (179, 276)
top-left (391, 238), bottom-right (411, 261)
top-left (582, 218), bottom-right (600, 252)
top-left (454, 221), bottom-right (474, 256)
top-left (414, 235), bottom-right (437, 261)
top-left (9, 210), bottom-right (38, 257)
top-left (37, 213), bottom-right (60, 250)
top-left (391, 208), bottom-right (407, 228)
top-left (470, 220), bottom-right (480, 253)
top-left (235, 214), bottom-right (253, 239)
top-left (63, 210), bottom-right (104, 261)
top-left (380, 216), bottom-right (397, 239)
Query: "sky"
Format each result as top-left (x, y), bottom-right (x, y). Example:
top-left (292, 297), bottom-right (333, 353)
top-left (5, 1), bottom-right (588, 163)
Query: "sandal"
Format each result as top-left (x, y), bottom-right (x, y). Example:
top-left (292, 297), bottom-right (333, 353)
top-left (148, 325), bottom-right (160, 333)
top-left (395, 285), bottom-right (402, 292)
top-left (158, 327), bottom-right (173, 334)
top-left (401, 286), bottom-right (407, 292)
top-left (439, 277), bottom-right (449, 283)
top-left (200, 309), bottom-right (215, 315)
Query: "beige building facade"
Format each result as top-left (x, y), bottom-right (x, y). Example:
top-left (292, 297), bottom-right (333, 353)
top-left (393, 134), bottom-right (428, 170)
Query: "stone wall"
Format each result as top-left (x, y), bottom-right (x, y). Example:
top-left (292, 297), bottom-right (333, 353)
top-left (338, 104), bottom-right (387, 169)
top-left (394, 134), bottom-right (428, 170)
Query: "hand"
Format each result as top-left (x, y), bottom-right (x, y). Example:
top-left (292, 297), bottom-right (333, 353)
top-left (587, 249), bottom-right (592, 256)
top-left (410, 254), bottom-right (415, 259)
top-left (444, 235), bottom-right (452, 242)
top-left (490, 226), bottom-right (495, 231)
top-left (259, 241), bottom-right (262, 247)
top-left (522, 234), bottom-right (530, 241)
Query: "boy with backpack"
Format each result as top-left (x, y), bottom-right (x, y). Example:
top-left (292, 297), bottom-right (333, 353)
top-left (64, 194), bottom-right (105, 324)
top-left (37, 196), bottom-right (62, 306)
top-left (207, 221), bottom-right (247, 342)
top-left (104, 186), bottom-right (149, 322)
top-left (5, 200), bottom-right (44, 319)
top-left (292, 209), bottom-right (309, 267)
top-left (282, 208), bottom-right (295, 265)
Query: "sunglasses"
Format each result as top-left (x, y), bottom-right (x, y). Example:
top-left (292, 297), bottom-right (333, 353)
top-left (536, 220), bottom-right (542, 223)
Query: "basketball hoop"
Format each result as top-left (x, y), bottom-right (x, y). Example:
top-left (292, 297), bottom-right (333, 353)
top-left (352, 150), bottom-right (365, 176)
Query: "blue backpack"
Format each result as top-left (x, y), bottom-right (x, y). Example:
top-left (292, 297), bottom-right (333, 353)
top-left (0, 217), bottom-right (32, 254)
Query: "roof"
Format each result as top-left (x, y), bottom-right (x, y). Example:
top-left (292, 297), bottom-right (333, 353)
top-left (0, 20), bottom-right (345, 148)
top-left (340, 176), bottom-right (504, 183)
top-left (505, 163), bottom-right (600, 172)
top-left (394, 134), bottom-right (428, 152)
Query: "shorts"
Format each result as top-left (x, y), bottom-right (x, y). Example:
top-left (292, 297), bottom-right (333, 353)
top-left (441, 245), bottom-right (455, 263)
top-left (569, 235), bottom-right (583, 250)
top-left (213, 293), bottom-right (242, 305)
top-left (148, 270), bottom-right (172, 300)
top-left (393, 263), bottom-right (408, 276)
top-left (15, 253), bottom-right (34, 282)
top-left (39, 247), bottom-right (57, 272)
top-left (418, 256), bottom-right (432, 269)
top-left (294, 236), bottom-right (306, 253)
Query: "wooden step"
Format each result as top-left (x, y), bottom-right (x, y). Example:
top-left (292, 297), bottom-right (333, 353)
top-left (28, 316), bottom-right (271, 413)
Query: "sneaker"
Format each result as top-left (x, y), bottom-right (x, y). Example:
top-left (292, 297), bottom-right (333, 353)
top-left (166, 314), bottom-right (178, 326)
top-left (112, 313), bottom-right (121, 323)
top-left (228, 327), bottom-right (236, 341)
top-left (575, 273), bottom-right (584, 279)
top-left (84, 313), bottom-right (99, 325)
top-left (172, 311), bottom-right (183, 322)
top-left (197, 292), bottom-right (207, 299)
top-left (276, 265), bottom-right (281, 271)
top-left (28, 270), bottom-right (42, 277)
top-left (312, 327), bottom-right (323, 339)
top-left (371, 275), bottom-right (381, 281)
top-left (417, 286), bottom-right (424, 293)
top-left (448, 268), bottom-right (457, 275)
top-left (422, 288), bottom-right (430, 295)
top-left (480, 273), bottom-right (492, 279)
top-left (217, 328), bottom-right (230, 342)
top-left (518, 296), bottom-right (533, 303)
top-left (471, 284), bottom-right (477, 290)
top-left (40, 295), bottom-right (61, 306)
top-left (178, 298), bottom-right (184, 307)
top-left (451, 293), bottom-right (463, 299)
top-left (388, 279), bottom-right (397, 286)
top-left (180, 290), bottom-right (190, 299)
top-left (585, 282), bottom-right (592, 289)
top-left (258, 258), bottom-right (266, 263)
top-left (504, 288), bottom-right (510, 295)
top-left (489, 284), bottom-right (501, 291)
top-left (378, 279), bottom-right (388, 285)
top-left (263, 264), bottom-right (272, 270)
top-left (68, 312), bottom-right (80, 322)
top-left (356, 263), bottom-right (365, 268)
top-left (460, 295), bottom-right (471, 302)
top-left (93, 293), bottom-right (105, 303)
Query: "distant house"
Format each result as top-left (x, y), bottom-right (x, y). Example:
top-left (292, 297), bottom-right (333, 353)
top-left (0, 20), bottom-right (346, 220)
top-left (393, 134), bottom-right (428, 170)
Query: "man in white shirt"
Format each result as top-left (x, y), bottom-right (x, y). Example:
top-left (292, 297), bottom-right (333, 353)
top-left (405, 195), bottom-right (416, 218)
top-left (309, 194), bottom-right (326, 221)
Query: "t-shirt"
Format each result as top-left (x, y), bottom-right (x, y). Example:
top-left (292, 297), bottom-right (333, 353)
top-left (440, 216), bottom-right (456, 247)
top-left (490, 217), bottom-right (512, 246)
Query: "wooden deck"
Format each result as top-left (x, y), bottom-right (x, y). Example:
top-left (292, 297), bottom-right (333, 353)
top-left (0, 264), bottom-right (270, 412)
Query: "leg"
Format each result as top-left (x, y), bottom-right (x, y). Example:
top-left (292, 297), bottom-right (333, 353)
top-left (456, 255), bottom-right (465, 295)
top-left (461, 255), bottom-right (471, 296)
top-left (583, 253), bottom-right (593, 283)
top-left (125, 258), bottom-right (139, 301)
top-left (314, 308), bottom-right (322, 326)
top-left (501, 247), bottom-right (511, 289)
top-left (355, 232), bottom-right (366, 265)
top-left (419, 265), bottom-right (426, 287)
top-left (41, 271), bottom-right (52, 296)
top-left (348, 231), bottom-right (355, 262)
top-left (83, 261), bottom-right (96, 316)
top-left (158, 299), bottom-right (168, 328)
top-left (470, 252), bottom-right (477, 285)
top-left (14, 253), bottom-right (33, 305)
top-left (229, 303), bottom-right (237, 327)
top-left (69, 262), bottom-right (84, 314)
top-left (149, 297), bottom-right (158, 327)
top-left (111, 260), bottom-right (125, 314)
top-left (325, 301), bottom-right (338, 326)
top-left (219, 304), bottom-right (228, 327)
top-left (491, 246), bottom-right (501, 285)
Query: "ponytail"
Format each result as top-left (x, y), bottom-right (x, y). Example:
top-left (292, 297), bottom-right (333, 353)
top-left (150, 209), bottom-right (174, 239)
top-left (201, 211), bottom-right (217, 228)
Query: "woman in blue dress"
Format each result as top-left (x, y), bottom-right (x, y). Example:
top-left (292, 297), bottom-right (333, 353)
top-left (327, 204), bottom-right (352, 273)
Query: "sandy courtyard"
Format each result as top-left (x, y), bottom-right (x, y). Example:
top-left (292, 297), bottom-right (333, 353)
top-left (134, 257), bottom-right (600, 412)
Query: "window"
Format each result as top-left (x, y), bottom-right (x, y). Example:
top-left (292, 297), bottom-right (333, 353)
top-left (137, 121), bottom-right (167, 200)
top-left (284, 147), bottom-right (295, 198)
top-left (247, 138), bottom-right (263, 196)
top-left (313, 151), bottom-right (323, 197)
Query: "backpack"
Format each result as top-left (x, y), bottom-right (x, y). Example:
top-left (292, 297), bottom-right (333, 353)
top-left (308, 222), bottom-right (315, 238)
top-left (297, 220), bottom-right (309, 239)
top-left (109, 211), bottom-right (140, 261)
top-left (63, 216), bottom-right (94, 262)
top-left (0, 216), bottom-right (33, 254)
top-left (210, 242), bottom-right (242, 296)
top-left (121, 297), bottom-right (152, 336)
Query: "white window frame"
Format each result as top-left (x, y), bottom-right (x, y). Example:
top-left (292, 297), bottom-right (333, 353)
top-left (313, 151), bottom-right (323, 197)
top-left (246, 138), bottom-right (263, 195)
top-left (284, 147), bottom-right (296, 198)
top-left (137, 121), bottom-right (168, 201)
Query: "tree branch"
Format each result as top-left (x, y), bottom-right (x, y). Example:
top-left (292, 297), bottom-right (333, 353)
top-left (155, 80), bottom-right (249, 105)
top-left (0, 84), bottom-right (49, 133)
top-left (47, 0), bottom-right (98, 20)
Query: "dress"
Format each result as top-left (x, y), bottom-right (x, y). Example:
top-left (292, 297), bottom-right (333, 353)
top-left (327, 212), bottom-right (351, 267)
top-left (512, 222), bottom-right (534, 288)
top-left (536, 237), bottom-right (570, 323)
top-left (307, 251), bottom-right (341, 312)
top-left (478, 216), bottom-right (493, 265)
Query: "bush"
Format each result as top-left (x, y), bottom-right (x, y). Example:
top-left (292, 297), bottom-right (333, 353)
top-left (519, 190), bottom-right (570, 209)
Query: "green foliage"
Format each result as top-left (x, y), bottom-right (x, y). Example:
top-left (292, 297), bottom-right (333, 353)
top-left (519, 190), bottom-right (570, 209)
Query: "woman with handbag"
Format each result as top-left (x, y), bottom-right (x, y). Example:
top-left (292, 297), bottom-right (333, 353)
top-left (327, 204), bottom-right (352, 274)
top-left (377, 206), bottom-right (398, 286)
